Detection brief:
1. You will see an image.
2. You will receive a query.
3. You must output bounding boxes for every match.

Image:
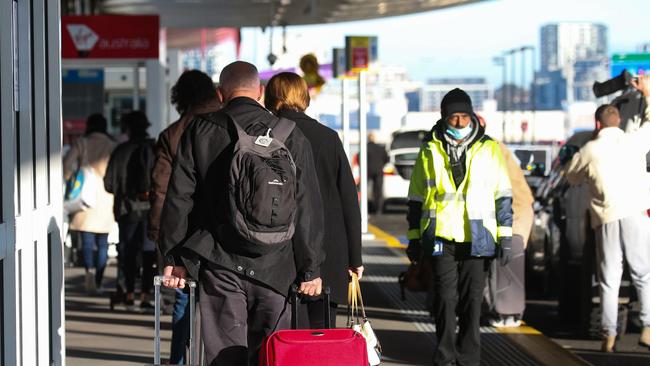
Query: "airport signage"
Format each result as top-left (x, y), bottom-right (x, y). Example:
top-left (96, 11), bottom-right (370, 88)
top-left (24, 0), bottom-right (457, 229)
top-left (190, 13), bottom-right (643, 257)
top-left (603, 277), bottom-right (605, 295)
top-left (62, 15), bottom-right (159, 59)
top-left (332, 48), bottom-right (347, 78)
top-left (611, 53), bottom-right (650, 77)
top-left (345, 36), bottom-right (378, 73)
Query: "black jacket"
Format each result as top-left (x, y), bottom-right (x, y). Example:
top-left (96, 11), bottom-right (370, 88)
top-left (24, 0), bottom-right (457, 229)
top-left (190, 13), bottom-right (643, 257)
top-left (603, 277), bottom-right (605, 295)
top-left (104, 137), bottom-right (156, 222)
top-left (278, 110), bottom-right (362, 304)
top-left (159, 97), bottom-right (324, 295)
top-left (367, 141), bottom-right (389, 176)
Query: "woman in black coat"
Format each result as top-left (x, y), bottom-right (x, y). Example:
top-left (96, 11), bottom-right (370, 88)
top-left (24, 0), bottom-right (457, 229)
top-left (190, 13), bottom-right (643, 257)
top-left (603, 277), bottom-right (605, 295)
top-left (265, 72), bottom-right (363, 328)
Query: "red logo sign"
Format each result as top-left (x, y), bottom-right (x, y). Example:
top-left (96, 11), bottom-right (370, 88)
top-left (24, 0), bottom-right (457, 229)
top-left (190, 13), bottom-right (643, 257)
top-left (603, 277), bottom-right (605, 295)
top-left (352, 47), bottom-right (369, 70)
top-left (62, 15), bottom-right (159, 59)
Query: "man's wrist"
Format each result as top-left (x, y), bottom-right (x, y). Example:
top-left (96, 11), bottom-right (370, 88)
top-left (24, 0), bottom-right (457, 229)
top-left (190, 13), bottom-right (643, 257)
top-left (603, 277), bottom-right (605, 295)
top-left (300, 269), bottom-right (320, 282)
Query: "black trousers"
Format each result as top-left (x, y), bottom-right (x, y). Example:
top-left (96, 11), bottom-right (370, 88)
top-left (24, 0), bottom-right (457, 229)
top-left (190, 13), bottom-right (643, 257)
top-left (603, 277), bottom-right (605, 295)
top-left (119, 219), bottom-right (156, 294)
top-left (431, 242), bottom-right (488, 366)
top-left (199, 265), bottom-right (291, 366)
top-left (369, 172), bottom-right (384, 213)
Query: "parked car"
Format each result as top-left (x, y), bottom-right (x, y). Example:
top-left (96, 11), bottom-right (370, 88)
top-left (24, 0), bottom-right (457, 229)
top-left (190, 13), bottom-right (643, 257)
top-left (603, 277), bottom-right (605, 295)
top-left (381, 128), bottom-right (428, 211)
top-left (506, 143), bottom-right (556, 192)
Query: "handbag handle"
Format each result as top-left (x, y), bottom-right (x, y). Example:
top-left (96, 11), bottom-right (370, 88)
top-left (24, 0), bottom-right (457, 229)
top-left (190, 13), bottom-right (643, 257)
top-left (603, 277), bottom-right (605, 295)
top-left (347, 272), bottom-right (368, 327)
top-left (347, 274), bottom-right (359, 326)
top-left (351, 273), bottom-right (367, 319)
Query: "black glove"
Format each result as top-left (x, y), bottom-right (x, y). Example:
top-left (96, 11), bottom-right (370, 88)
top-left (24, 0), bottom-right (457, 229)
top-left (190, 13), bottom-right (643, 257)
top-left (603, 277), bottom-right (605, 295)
top-left (498, 238), bottom-right (512, 266)
top-left (406, 239), bottom-right (422, 263)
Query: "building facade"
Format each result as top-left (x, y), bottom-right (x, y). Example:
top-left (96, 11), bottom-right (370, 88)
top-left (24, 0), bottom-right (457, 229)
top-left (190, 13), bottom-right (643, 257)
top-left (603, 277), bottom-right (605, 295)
top-left (536, 22), bottom-right (608, 109)
top-left (0, 1), bottom-right (65, 365)
top-left (419, 78), bottom-right (491, 112)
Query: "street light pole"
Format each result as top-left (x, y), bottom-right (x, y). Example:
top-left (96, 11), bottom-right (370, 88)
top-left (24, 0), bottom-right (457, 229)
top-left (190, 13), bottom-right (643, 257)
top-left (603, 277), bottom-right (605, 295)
top-left (530, 45), bottom-right (537, 143)
top-left (493, 56), bottom-right (506, 141)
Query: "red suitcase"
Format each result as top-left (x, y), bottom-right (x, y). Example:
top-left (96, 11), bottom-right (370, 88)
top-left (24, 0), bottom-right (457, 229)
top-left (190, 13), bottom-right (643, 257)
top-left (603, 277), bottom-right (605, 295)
top-left (259, 286), bottom-right (369, 366)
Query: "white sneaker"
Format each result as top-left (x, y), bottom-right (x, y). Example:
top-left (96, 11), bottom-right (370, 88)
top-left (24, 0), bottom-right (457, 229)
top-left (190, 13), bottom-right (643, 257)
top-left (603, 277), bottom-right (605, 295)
top-left (84, 271), bottom-right (96, 294)
top-left (490, 315), bottom-right (521, 328)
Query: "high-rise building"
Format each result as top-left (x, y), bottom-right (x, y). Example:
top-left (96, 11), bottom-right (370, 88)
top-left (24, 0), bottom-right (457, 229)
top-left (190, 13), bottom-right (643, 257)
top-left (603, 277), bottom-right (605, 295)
top-left (536, 22), bottom-right (608, 109)
top-left (638, 43), bottom-right (650, 53)
top-left (574, 58), bottom-right (610, 101)
top-left (540, 23), bottom-right (607, 72)
top-left (419, 78), bottom-right (491, 112)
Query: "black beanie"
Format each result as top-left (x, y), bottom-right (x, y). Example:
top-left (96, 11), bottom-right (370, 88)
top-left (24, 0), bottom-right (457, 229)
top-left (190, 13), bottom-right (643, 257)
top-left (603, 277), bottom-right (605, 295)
top-left (441, 88), bottom-right (473, 119)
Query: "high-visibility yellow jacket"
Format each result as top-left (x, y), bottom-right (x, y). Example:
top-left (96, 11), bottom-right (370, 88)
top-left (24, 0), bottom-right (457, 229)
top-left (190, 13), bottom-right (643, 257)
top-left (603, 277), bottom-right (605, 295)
top-left (407, 128), bottom-right (513, 257)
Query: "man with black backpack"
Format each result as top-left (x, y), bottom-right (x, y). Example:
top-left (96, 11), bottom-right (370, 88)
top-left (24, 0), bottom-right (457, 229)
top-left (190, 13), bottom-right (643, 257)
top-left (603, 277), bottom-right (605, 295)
top-left (158, 61), bottom-right (324, 365)
top-left (104, 111), bottom-right (158, 310)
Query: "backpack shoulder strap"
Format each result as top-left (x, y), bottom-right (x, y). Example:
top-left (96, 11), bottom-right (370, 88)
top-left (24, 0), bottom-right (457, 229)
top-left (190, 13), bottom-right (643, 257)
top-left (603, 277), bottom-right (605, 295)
top-left (222, 110), bottom-right (248, 140)
top-left (271, 117), bottom-right (296, 144)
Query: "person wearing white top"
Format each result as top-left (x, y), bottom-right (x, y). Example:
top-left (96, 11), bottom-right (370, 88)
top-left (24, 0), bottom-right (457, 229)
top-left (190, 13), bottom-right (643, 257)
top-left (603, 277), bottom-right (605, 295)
top-left (565, 75), bottom-right (650, 353)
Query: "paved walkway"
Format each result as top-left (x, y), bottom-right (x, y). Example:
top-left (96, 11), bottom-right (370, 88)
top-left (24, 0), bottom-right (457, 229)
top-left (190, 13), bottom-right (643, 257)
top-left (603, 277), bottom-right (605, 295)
top-left (65, 231), bottom-right (591, 366)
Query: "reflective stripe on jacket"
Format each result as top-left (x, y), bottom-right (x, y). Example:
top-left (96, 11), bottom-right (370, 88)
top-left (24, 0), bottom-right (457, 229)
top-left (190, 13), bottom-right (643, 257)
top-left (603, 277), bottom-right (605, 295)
top-left (407, 134), bottom-right (513, 257)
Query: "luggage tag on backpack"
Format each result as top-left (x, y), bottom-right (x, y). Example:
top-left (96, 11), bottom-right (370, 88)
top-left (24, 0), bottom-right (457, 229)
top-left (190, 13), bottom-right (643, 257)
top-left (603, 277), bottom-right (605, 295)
top-left (255, 128), bottom-right (273, 147)
top-left (432, 238), bottom-right (444, 256)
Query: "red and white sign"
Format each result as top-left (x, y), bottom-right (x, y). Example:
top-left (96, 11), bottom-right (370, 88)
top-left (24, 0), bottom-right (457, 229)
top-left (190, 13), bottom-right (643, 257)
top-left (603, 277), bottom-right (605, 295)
top-left (352, 47), bottom-right (369, 71)
top-left (62, 15), bottom-right (159, 59)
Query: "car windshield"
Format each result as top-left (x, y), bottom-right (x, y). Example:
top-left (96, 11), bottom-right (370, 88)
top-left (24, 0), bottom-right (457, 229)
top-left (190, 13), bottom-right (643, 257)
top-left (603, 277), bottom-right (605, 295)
top-left (390, 130), bottom-right (428, 150)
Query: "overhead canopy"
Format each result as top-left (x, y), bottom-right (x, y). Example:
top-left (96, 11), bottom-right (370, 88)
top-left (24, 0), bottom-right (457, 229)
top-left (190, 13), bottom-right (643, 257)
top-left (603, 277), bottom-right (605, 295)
top-left (100, 0), bottom-right (487, 28)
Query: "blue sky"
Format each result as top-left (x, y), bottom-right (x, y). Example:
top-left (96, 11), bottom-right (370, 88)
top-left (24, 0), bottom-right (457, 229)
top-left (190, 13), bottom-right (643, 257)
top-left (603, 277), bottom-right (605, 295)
top-left (240, 0), bottom-right (649, 87)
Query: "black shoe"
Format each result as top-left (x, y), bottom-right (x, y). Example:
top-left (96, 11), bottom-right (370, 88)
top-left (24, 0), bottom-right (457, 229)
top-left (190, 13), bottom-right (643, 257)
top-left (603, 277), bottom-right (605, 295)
top-left (124, 298), bottom-right (135, 306)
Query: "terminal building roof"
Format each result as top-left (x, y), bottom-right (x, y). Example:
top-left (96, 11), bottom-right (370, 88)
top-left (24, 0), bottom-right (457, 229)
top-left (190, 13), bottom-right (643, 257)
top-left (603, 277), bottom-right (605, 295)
top-left (100, 0), bottom-right (486, 28)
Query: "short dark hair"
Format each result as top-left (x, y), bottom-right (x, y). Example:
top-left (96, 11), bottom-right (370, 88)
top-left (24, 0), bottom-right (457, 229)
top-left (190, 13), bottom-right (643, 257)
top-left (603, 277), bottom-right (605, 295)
top-left (85, 113), bottom-right (107, 135)
top-left (218, 61), bottom-right (260, 95)
top-left (171, 70), bottom-right (216, 115)
top-left (595, 104), bottom-right (620, 127)
top-left (122, 111), bottom-right (150, 139)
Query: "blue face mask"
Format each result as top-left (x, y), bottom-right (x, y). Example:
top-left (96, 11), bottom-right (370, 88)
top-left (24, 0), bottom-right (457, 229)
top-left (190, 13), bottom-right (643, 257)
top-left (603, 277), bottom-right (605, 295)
top-left (446, 123), bottom-right (473, 140)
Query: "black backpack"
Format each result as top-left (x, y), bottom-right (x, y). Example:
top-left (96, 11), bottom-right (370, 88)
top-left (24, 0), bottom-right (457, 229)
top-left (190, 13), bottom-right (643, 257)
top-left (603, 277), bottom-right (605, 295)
top-left (225, 112), bottom-right (298, 246)
top-left (125, 139), bottom-right (155, 213)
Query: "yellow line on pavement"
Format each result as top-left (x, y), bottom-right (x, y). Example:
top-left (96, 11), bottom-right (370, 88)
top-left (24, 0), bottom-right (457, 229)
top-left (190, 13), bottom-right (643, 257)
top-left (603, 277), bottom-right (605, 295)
top-left (367, 224), bottom-right (586, 365)
top-left (368, 224), bottom-right (406, 248)
top-left (495, 323), bottom-right (542, 335)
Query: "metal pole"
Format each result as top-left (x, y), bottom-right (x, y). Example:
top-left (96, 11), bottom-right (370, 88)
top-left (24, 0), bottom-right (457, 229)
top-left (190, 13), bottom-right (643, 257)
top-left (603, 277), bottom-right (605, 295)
top-left (502, 58), bottom-right (507, 141)
top-left (154, 277), bottom-right (161, 365)
top-left (507, 49), bottom-right (516, 142)
top-left (521, 47), bottom-right (526, 111)
top-left (358, 70), bottom-right (369, 234)
top-left (521, 47), bottom-right (526, 143)
top-left (342, 78), bottom-right (351, 160)
top-left (531, 46), bottom-right (537, 143)
top-left (133, 64), bottom-right (140, 111)
top-left (189, 282), bottom-right (196, 366)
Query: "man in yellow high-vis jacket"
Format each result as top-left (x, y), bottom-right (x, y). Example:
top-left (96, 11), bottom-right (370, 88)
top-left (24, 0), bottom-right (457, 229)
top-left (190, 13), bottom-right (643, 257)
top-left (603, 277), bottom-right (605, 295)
top-left (406, 88), bottom-right (513, 366)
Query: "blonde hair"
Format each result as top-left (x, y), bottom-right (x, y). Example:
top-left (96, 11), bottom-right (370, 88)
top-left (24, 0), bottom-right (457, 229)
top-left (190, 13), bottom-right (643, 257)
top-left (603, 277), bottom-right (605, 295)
top-left (265, 72), bottom-right (310, 113)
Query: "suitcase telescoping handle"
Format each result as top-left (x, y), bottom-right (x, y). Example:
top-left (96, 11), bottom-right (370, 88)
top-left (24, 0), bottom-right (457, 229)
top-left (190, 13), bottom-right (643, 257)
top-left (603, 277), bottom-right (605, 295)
top-left (290, 284), bottom-right (332, 330)
top-left (154, 275), bottom-right (197, 366)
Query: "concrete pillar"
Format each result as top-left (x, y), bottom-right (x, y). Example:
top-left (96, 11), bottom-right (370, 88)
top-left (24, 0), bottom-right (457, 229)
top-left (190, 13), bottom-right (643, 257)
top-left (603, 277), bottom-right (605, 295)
top-left (146, 28), bottom-right (168, 138)
top-left (167, 48), bottom-right (183, 124)
top-left (146, 59), bottom-right (166, 138)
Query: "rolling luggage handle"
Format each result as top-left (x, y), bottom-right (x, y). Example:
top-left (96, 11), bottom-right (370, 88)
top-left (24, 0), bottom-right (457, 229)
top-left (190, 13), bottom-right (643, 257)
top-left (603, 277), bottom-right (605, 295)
top-left (154, 275), bottom-right (197, 365)
top-left (290, 284), bottom-right (332, 329)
